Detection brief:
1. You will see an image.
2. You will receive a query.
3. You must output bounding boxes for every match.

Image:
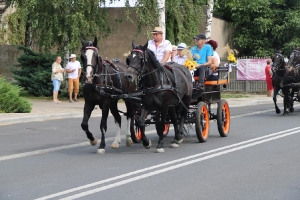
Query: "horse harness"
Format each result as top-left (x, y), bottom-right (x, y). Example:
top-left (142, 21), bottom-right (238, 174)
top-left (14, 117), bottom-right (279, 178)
top-left (83, 46), bottom-right (123, 97)
top-left (126, 49), bottom-right (189, 111)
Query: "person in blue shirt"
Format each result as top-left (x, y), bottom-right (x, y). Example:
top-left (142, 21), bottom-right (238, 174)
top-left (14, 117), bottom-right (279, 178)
top-left (190, 33), bottom-right (213, 92)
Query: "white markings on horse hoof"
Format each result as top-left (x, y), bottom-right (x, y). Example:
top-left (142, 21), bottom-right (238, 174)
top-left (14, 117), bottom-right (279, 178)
top-left (90, 139), bottom-right (98, 146)
top-left (178, 138), bottom-right (183, 144)
top-left (111, 142), bottom-right (120, 149)
top-left (96, 149), bottom-right (105, 154)
top-left (126, 135), bottom-right (133, 147)
top-left (170, 143), bottom-right (179, 148)
top-left (155, 148), bottom-right (165, 153)
top-left (144, 140), bottom-right (152, 149)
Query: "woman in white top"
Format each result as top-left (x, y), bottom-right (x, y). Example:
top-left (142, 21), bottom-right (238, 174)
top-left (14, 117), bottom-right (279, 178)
top-left (51, 56), bottom-right (64, 103)
top-left (174, 43), bottom-right (187, 65)
top-left (205, 40), bottom-right (220, 80)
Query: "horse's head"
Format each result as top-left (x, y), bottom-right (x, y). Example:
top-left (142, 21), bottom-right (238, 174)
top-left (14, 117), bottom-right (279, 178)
top-left (272, 49), bottom-right (285, 71)
top-left (287, 49), bottom-right (300, 68)
top-left (124, 41), bottom-right (148, 83)
top-left (80, 37), bottom-right (101, 84)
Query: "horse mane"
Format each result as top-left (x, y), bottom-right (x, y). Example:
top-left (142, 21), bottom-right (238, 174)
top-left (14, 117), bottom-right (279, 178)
top-left (144, 47), bottom-right (164, 70)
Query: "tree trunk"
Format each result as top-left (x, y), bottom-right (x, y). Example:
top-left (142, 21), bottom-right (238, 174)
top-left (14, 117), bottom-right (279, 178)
top-left (24, 17), bottom-right (32, 49)
top-left (157, 0), bottom-right (166, 40)
top-left (205, 0), bottom-right (214, 40)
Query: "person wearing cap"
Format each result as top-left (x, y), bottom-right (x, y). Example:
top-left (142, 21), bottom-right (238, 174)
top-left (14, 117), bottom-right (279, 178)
top-left (171, 45), bottom-right (178, 62)
top-left (191, 33), bottom-right (213, 91)
top-left (205, 39), bottom-right (220, 80)
top-left (148, 27), bottom-right (172, 64)
top-left (66, 54), bottom-right (82, 103)
top-left (174, 43), bottom-right (187, 65)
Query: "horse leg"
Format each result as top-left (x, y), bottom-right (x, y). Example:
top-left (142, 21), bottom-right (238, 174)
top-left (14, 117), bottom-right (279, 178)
top-left (97, 101), bottom-right (110, 154)
top-left (81, 102), bottom-right (98, 146)
top-left (109, 100), bottom-right (122, 149)
top-left (124, 101), bottom-right (134, 147)
top-left (289, 88), bottom-right (295, 113)
top-left (169, 107), bottom-right (183, 148)
top-left (273, 87), bottom-right (281, 114)
top-left (155, 105), bottom-right (169, 153)
top-left (137, 108), bottom-right (151, 149)
top-left (282, 87), bottom-right (290, 116)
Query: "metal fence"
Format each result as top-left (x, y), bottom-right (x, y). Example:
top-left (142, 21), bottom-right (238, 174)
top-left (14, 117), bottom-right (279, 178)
top-left (220, 57), bottom-right (268, 93)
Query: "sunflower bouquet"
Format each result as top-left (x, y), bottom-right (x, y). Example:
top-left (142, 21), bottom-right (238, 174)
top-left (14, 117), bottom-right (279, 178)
top-left (184, 59), bottom-right (197, 70)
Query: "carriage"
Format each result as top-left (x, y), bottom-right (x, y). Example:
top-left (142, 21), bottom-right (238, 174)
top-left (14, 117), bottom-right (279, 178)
top-left (80, 38), bottom-right (231, 153)
top-left (127, 66), bottom-right (231, 144)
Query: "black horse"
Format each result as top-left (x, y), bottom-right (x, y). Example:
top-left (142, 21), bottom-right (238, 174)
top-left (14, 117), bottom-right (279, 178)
top-left (80, 37), bottom-right (137, 154)
top-left (124, 41), bottom-right (193, 153)
top-left (281, 49), bottom-right (300, 115)
top-left (272, 49), bottom-right (286, 114)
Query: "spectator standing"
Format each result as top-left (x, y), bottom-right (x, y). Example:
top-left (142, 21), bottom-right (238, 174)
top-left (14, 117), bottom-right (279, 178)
top-left (51, 56), bottom-right (64, 103)
top-left (205, 40), bottom-right (220, 80)
top-left (174, 43), bottom-right (187, 65)
top-left (265, 59), bottom-right (273, 97)
top-left (147, 27), bottom-right (172, 64)
top-left (66, 54), bottom-right (82, 103)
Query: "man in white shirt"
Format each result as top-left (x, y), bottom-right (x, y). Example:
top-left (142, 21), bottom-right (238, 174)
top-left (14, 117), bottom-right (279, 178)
top-left (66, 54), bottom-right (82, 103)
top-left (147, 27), bottom-right (172, 64)
top-left (174, 43), bottom-right (187, 65)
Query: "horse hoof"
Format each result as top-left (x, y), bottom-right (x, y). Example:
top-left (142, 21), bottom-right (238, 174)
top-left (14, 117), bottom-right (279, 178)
top-left (126, 135), bottom-right (133, 147)
top-left (290, 107), bottom-right (294, 113)
top-left (276, 109), bottom-right (281, 114)
top-left (90, 139), bottom-right (98, 146)
top-left (144, 140), bottom-right (152, 149)
top-left (97, 149), bottom-right (105, 154)
top-left (111, 142), bottom-right (120, 149)
top-left (170, 143), bottom-right (179, 148)
top-left (155, 148), bottom-right (165, 153)
top-left (177, 138), bottom-right (183, 144)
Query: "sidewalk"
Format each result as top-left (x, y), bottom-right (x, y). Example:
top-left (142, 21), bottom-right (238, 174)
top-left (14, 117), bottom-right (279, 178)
top-left (0, 95), bottom-right (280, 126)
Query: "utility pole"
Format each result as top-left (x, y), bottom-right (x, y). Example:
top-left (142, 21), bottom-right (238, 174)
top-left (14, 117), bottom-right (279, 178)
top-left (157, 0), bottom-right (165, 40)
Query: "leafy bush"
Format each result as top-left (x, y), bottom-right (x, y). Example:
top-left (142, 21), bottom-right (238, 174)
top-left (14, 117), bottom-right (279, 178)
top-left (0, 78), bottom-right (32, 113)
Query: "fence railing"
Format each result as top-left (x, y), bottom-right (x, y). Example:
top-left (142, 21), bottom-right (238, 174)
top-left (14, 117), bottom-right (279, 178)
top-left (220, 57), bottom-right (268, 93)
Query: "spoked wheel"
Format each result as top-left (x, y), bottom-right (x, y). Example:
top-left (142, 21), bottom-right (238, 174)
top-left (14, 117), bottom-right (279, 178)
top-left (217, 99), bottom-right (230, 137)
top-left (130, 116), bottom-right (141, 143)
top-left (155, 124), bottom-right (170, 137)
top-left (195, 102), bottom-right (210, 142)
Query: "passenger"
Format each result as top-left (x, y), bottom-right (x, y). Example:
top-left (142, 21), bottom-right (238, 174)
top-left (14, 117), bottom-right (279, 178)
top-left (171, 45), bottom-right (178, 62)
top-left (206, 40), bottom-right (220, 80)
top-left (190, 33), bottom-right (213, 92)
top-left (147, 27), bottom-right (172, 65)
top-left (174, 43), bottom-right (187, 65)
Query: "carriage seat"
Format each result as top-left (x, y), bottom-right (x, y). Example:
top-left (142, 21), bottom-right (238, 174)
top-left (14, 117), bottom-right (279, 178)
top-left (194, 76), bottom-right (229, 85)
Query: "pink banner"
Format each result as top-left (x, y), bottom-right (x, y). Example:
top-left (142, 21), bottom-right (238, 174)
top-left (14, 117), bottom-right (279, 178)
top-left (237, 59), bottom-right (268, 80)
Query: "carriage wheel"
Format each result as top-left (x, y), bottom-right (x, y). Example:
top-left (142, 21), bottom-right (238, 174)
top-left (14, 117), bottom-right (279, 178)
top-left (130, 117), bottom-right (141, 143)
top-left (195, 102), bottom-right (210, 142)
top-left (155, 124), bottom-right (170, 137)
top-left (217, 99), bottom-right (230, 137)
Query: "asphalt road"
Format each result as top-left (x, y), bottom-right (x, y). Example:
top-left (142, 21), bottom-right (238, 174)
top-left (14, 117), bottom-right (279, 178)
top-left (1, 103), bottom-right (300, 200)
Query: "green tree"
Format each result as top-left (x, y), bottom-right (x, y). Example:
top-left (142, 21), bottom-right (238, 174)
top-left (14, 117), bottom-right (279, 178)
top-left (214, 0), bottom-right (300, 57)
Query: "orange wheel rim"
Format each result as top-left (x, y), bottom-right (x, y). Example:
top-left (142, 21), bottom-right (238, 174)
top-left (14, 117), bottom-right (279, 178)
top-left (135, 128), bottom-right (142, 140)
top-left (163, 124), bottom-right (170, 135)
top-left (222, 103), bottom-right (230, 133)
top-left (201, 106), bottom-right (209, 139)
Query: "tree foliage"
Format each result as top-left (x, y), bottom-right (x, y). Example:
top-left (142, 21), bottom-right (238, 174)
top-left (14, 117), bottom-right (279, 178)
top-left (3, 0), bottom-right (120, 53)
top-left (11, 46), bottom-right (57, 96)
top-left (214, 0), bottom-right (300, 57)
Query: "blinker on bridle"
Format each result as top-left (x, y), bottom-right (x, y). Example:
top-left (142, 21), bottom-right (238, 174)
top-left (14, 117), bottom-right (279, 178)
top-left (127, 49), bottom-right (147, 75)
